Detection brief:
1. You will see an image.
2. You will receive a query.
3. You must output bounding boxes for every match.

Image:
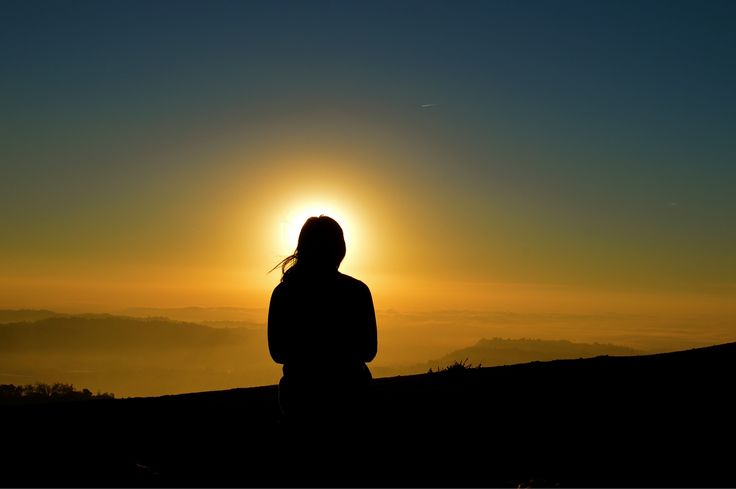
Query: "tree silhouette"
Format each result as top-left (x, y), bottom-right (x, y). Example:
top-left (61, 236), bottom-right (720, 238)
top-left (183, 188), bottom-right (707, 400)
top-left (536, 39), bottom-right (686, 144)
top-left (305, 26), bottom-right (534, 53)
top-left (0, 383), bottom-right (114, 404)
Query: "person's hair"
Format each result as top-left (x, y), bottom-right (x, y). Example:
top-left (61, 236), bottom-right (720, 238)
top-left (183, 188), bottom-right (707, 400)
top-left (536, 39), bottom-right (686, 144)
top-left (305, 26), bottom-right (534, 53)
top-left (271, 215), bottom-right (346, 281)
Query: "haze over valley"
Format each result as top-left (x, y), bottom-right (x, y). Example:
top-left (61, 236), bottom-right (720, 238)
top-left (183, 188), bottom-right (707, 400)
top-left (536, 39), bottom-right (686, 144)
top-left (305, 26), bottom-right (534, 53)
top-left (2, 307), bottom-right (733, 397)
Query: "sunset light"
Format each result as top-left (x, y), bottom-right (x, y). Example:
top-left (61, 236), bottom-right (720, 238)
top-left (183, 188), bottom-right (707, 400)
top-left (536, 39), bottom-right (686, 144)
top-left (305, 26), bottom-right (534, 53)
top-left (3, 2), bottom-right (736, 485)
top-left (2, 0), bottom-right (736, 435)
top-left (276, 199), bottom-right (361, 270)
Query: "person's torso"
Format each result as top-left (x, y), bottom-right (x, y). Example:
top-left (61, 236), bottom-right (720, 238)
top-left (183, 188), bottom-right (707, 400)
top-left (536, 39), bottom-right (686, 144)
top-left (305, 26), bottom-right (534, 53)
top-left (278, 272), bottom-right (368, 374)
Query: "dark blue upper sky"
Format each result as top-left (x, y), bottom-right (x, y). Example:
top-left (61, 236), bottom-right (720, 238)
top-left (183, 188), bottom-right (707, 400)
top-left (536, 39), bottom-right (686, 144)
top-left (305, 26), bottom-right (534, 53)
top-left (2, 0), bottom-right (735, 292)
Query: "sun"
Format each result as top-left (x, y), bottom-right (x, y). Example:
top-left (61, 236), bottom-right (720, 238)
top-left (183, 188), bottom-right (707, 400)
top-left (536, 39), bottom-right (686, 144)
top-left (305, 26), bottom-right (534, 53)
top-left (276, 199), bottom-right (359, 268)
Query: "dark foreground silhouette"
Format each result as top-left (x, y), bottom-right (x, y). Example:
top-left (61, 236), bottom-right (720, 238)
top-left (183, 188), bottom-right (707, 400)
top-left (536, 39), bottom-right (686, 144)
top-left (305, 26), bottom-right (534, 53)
top-left (268, 215), bottom-right (377, 420)
top-left (3, 342), bottom-right (735, 487)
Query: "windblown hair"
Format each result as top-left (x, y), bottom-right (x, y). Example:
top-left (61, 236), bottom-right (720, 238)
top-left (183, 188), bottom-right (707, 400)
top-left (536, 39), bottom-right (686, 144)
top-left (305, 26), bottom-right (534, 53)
top-left (271, 215), bottom-right (346, 281)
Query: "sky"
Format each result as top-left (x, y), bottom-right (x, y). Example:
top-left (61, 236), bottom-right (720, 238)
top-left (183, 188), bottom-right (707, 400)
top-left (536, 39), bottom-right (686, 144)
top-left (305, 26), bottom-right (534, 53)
top-left (2, 1), bottom-right (735, 329)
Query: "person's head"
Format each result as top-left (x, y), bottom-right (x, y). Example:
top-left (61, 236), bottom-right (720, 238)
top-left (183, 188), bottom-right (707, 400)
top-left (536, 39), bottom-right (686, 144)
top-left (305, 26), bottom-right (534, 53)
top-left (274, 215), bottom-right (346, 280)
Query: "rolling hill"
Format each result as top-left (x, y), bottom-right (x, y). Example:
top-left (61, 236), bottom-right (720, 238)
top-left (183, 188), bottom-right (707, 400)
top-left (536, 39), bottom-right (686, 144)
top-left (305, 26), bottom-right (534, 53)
top-left (0, 309), bottom-right (60, 324)
top-left (417, 337), bottom-right (642, 371)
top-left (0, 314), bottom-right (280, 397)
top-left (0, 315), bottom-right (252, 351)
top-left (1, 312), bottom-right (650, 398)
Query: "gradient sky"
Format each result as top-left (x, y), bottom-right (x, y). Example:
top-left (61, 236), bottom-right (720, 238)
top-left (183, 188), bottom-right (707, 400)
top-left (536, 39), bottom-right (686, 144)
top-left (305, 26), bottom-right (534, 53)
top-left (2, 0), bottom-right (735, 318)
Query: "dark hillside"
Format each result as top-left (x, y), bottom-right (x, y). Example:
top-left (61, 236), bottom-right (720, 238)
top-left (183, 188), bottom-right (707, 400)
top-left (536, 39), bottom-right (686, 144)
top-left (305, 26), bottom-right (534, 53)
top-left (3, 342), bottom-right (735, 487)
top-left (416, 337), bottom-right (643, 372)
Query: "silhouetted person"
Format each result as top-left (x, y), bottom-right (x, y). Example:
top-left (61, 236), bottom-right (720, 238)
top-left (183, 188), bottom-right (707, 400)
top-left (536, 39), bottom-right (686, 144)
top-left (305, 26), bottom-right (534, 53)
top-left (268, 215), bottom-right (377, 425)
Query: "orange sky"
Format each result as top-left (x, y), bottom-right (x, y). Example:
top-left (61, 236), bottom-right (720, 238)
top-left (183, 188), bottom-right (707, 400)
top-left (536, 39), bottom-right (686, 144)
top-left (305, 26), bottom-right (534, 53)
top-left (3, 2), bottom-right (736, 355)
top-left (2, 131), bottom-right (736, 324)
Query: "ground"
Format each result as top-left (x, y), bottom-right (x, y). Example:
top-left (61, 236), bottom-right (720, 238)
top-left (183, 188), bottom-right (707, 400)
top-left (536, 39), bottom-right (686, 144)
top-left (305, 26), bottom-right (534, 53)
top-left (3, 343), bottom-right (735, 487)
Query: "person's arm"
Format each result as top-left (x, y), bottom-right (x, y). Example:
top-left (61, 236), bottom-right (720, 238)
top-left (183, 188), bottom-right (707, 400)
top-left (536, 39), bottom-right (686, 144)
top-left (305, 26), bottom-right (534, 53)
top-left (362, 285), bottom-right (378, 363)
top-left (267, 285), bottom-right (289, 364)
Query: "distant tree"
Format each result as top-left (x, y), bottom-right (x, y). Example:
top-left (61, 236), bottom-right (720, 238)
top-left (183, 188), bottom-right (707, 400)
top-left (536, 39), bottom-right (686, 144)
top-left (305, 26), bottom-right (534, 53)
top-left (51, 382), bottom-right (74, 397)
top-left (0, 383), bottom-right (114, 404)
top-left (0, 384), bottom-right (23, 400)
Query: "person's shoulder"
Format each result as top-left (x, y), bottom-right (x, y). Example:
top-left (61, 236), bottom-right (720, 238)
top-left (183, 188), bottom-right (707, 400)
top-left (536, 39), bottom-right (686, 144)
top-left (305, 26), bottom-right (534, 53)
top-left (336, 272), bottom-right (371, 292)
top-left (271, 280), bottom-right (290, 297)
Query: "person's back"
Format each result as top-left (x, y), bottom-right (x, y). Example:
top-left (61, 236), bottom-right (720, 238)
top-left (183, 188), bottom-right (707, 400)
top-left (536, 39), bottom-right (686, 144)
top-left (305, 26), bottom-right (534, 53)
top-left (267, 216), bottom-right (377, 422)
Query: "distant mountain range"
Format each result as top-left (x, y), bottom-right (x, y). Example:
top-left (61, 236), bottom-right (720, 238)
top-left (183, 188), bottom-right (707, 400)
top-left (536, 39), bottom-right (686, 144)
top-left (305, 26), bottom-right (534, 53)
top-left (0, 315), bottom-right (255, 352)
top-left (0, 313), bottom-right (279, 397)
top-left (120, 306), bottom-right (265, 326)
top-left (0, 309), bottom-right (60, 324)
top-left (0, 310), bottom-right (644, 398)
top-left (0, 307), bottom-right (266, 327)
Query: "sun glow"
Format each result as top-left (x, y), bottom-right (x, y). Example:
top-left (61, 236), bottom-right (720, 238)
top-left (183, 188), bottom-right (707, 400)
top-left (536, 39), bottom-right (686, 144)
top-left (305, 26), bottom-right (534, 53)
top-left (275, 199), bottom-right (362, 271)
